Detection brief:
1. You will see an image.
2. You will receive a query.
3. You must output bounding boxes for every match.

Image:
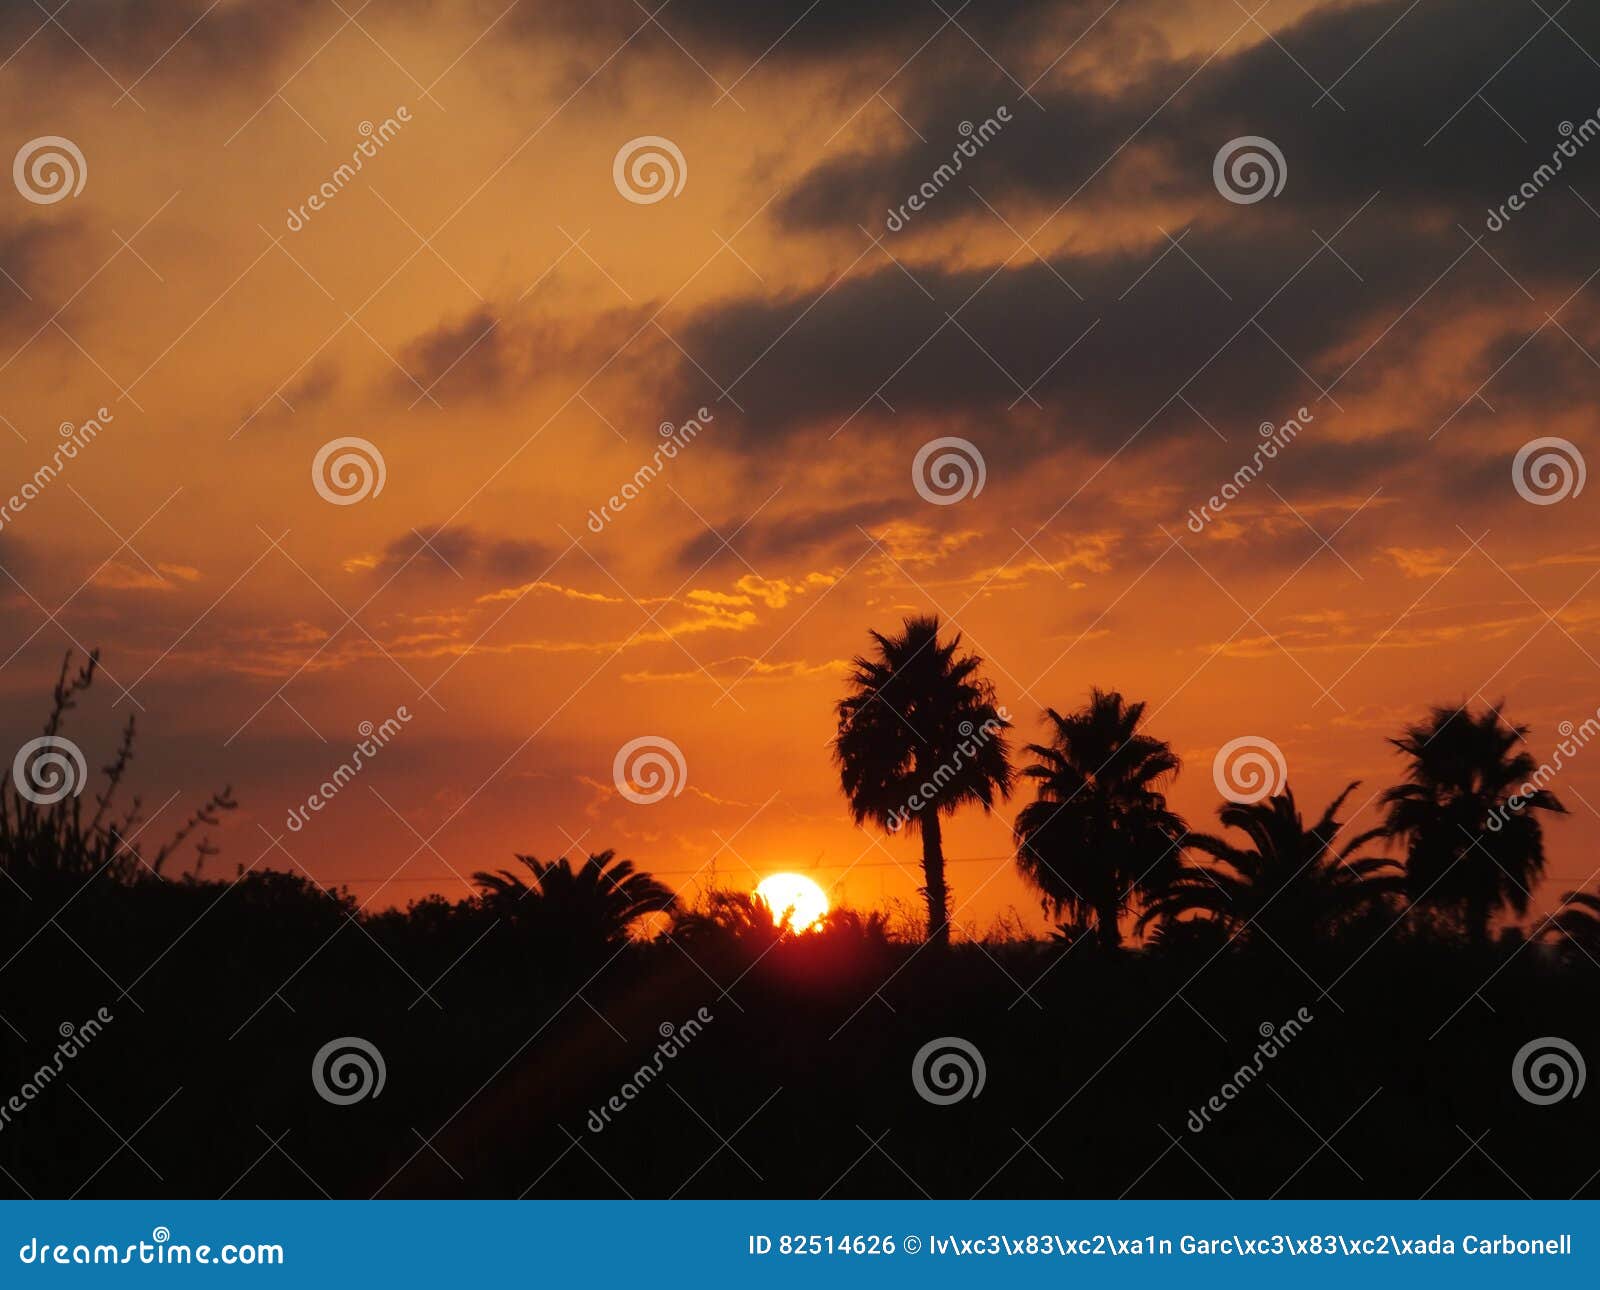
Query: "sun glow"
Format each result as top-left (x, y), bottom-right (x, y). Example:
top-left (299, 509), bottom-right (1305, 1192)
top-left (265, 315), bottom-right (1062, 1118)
top-left (754, 873), bottom-right (830, 932)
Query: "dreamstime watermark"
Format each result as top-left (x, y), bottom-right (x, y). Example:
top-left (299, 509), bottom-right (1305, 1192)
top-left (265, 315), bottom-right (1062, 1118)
top-left (285, 108), bottom-right (412, 231)
top-left (1213, 136), bottom-right (1286, 205)
top-left (1186, 1008), bottom-right (1313, 1132)
top-left (586, 1008), bottom-right (714, 1132)
top-left (312, 436), bottom-right (386, 505)
top-left (911, 1035), bottom-right (986, 1105)
top-left (12, 735), bottom-right (88, 805)
top-left (912, 436), bottom-right (986, 505)
top-left (613, 136), bottom-right (686, 204)
top-left (884, 108), bottom-right (1012, 232)
top-left (886, 709), bottom-right (1010, 833)
top-left (13, 135), bottom-right (86, 204)
top-left (18, 1229), bottom-right (284, 1267)
top-left (1212, 736), bottom-right (1288, 804)
top-left (1184, 407), bottom-right (1312, 533)
top-left (585, 407), bottom-right (713, 532)
top-left (1511, 1036), bottom-right (1585, 1105)
top-left (311, 1035), bottom-right (386, 1105)
top-left (1487, 706), bottom-right (1600, 832)
top-left (0, 407), bottom-right (115, 534)
top-left (612, 736), bottom-right (687, 805)
top-left (1486, 116), bottom-right (1600, 232)
top-left (0, 1007), bottom-right (113, 1132)
top-left (1512, 436), bottom-right (1584, 506)
top-left (284, 707), bottom-right (411, 833)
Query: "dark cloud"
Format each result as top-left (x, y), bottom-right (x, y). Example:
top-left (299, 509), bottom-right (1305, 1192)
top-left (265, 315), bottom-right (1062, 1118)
top-left (778, 0), bottom-right (1600, 236)
top-left (654, 0), bottom-right (1600, 500)
top-left (396, 305), bottom-right (510, 402)
top-left (677, 496), bottom-right (908, 570)
top-left (369, 524), bottom-right (555, 581)
top-left (0, 0), bottom-right (323, 83)
top-left (498, 0), bottom-right (1081, 68)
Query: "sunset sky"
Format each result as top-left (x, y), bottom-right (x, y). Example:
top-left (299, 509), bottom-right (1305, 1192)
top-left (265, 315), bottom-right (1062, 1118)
top-left (2, 0), bottom-right (1598, 936)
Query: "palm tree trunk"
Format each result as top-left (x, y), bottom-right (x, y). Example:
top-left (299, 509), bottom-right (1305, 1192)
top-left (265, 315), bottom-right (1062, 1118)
top-left (920, 810), bottom-right (950, 947)
top-left (1095, 897), bottom-right (1123, 950)
top-left (1467, 892), bottom-right (1491, 948)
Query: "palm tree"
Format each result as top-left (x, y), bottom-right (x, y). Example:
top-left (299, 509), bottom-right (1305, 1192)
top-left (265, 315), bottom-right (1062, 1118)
top-left (1013, 689), bottom-right (1185, 948)
top-left (1139, 783), bottom-right (1401, 948)
top-left (1549, 888), bottom-right (1600, 956)
top-left (834, 615), bottom-right (1013, 946)
top-left (472, 849), bottom-right (674, 959)
top-left (1381, 703), bottom-right (1565, 945)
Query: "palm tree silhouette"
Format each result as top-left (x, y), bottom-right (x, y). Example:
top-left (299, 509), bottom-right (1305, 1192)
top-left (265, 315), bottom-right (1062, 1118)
top-left (1381, 703), bottom-right (1565, 945)
top-left (1139, 783), bottom-right (1401, 947)
top-left (472, 849), bottom-right (674, 958)
top-left (1013, 689), bottom-right (1184, 948)
top-left (834, 615), bottom-right (1012, 946)
top-left (1550, 888), bottom-right (1600, 955)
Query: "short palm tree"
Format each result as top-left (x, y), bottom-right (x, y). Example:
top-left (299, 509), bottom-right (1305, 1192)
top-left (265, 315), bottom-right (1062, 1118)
top-left (1381, 703), bottom-right (1565, 944)
top-left (1550, 889), bottom-right (1600, 955)
top-left (1013, 689), bottom-right (1185, 948)
top-left (472, 849), bottom-right (674, 958)
top-left (1139, 783), bottom-right (1401, 948)
top-left (834, 615), bottom-right (1013, 946)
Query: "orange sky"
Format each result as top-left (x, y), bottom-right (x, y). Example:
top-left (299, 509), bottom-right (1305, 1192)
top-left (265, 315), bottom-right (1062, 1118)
top-left (1, 0), bottom-right (1598, 936)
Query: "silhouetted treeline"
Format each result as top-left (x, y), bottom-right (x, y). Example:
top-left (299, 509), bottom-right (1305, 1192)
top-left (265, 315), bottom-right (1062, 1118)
top-left (1, 645), bottom-right (1596, 1199)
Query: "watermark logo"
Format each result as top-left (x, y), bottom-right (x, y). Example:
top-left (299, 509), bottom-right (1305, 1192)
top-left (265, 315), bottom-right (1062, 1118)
top-left (585, 407), bottom-right (713, 532)
top-left (1213, 136), bottom-right (1286, 205)
top-left (587, 1008), bottom-right (714, 1132)
top-left (1212, 735), bottom-right (1287, 804)
top-left (312, 436), bottom-right (386, 505)
top-left (613, 136), bottom-right (686, 204)
top-left (1511, 1036), bottom-right (1585, 1105)
top-left (311, 1035), bottom-right (386, 1105)
top-left (1512, 436), bottom-right (1585, 506)
top-left (911, 1035), bottom-right (986, 1105)
top-left (1185, 407), bottom-right (1311, 532)
top-left (285, 108), bottom-right (411, 231)
top-left (285, 707), bottom-right (412, 833)
top-left (1488, 710), bottom-right (1599, 831)
top-left (12, 736), bottom-right (87, 805)
top-left (884, 107), bottom-right (1012, 232)
top-left (613, 735), bottom-right (687, 805)
top-left (13, 136), bottom-right (86, 204)
top-left (1487, 116), bottom-right (1600, 232)
top-left (0, 1007), bottom-right (113, 1133)
top-left (886, 710), bottom-right (1009, 833)
top-left (0, 407), bottom-right (115, 535)
top-left (913, 436), bottom-right (986, 505)
top-left (1187, 1008), bottom-right (1313, 1132)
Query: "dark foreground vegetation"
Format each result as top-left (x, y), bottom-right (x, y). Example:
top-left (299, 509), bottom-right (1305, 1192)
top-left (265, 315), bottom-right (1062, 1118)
top-left (3, 642), bottom-right (1598, 1199)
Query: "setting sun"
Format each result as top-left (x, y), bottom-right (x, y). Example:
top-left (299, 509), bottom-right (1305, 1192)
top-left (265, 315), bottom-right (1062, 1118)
top-left (754, 874), bottom-right (830, 933)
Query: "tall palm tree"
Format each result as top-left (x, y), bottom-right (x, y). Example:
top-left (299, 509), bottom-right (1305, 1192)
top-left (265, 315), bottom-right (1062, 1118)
top-left (1013, 689), bottom-right (1185, 948)
top-left (1139, 783), bottom-right (1401, 948)
top-left (834, 615), bottom-right (1013, 946)
top-left (472, 849), bottom-right (674, 958)
top-left (1381, 703), bottom-right (1565, 945)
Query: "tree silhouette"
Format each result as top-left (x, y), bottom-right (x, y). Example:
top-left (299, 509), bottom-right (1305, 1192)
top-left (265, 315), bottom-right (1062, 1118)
top-left (472, 849), bottom-right (674, 961)
top-left (833, 615), bottom-right (1012, 946)
top-left (1013, 689), bottom-right (1184, 948)
top-left (1551, 888), bottom-right (1600, 956)
top-left (1381, 703), bottom-right (1565, 945)
top-left (1139, 783), bottom-right (1401, 948)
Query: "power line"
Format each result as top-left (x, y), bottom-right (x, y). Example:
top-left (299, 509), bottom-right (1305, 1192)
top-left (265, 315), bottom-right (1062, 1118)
top-left (319, 854), bottom-right (1021, 884)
